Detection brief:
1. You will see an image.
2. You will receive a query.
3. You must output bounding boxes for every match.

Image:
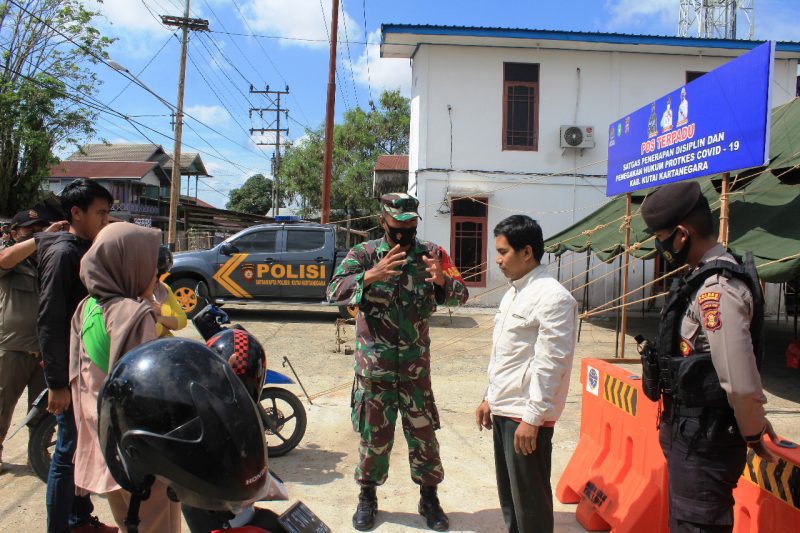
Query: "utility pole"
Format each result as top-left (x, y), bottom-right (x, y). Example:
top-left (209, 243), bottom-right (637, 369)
top-left (161, 1), bottom-right (209, 249)
top-left (249, 85), bottom-right (289, 217)
top-left (321, 0), bottom-right (340, 224)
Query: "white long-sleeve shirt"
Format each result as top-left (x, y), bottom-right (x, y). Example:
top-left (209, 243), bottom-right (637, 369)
top-left (486, 265), bottom-right (578, 426)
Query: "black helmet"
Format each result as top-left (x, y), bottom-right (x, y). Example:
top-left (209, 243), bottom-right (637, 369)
top-left (157, 244), bottom-right (173, 276)
top-left (98, 338), bottom-right (268, 512)
top-left (206, 328), bottom-right (266, 403)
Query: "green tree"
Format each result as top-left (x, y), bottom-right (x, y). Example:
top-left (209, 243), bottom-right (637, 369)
top-left (0, 1), bottom-right (113, 215)
top-left (278, 90), bottom-right (410, 230)
top-left (226, 173), bottom-right (273, 215)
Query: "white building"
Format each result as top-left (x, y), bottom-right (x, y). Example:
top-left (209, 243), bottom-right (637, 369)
top-left (380, 25), bottom-right (800, 307)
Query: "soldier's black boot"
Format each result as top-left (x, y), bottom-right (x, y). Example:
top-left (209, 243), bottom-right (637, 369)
top-left (352, 486), bottom-right (378, 531)
top-left (418, 486), bottom-right (449, 531)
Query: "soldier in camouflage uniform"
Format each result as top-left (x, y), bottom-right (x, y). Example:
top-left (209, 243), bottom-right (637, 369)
top-left (327, 193), bottom-right (468, 531)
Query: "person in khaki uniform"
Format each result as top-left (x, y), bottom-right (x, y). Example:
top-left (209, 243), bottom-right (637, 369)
top-left (640, 181), bottom-right (776, 533)
top-left (0, 210), bottom-right (54, 471)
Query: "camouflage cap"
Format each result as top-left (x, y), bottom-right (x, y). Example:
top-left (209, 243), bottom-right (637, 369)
top-left (380, 193), bottom-right (420, 221)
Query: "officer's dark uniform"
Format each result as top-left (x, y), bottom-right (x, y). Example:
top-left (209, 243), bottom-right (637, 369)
top-left (641, 182), bottom-right (769, 533)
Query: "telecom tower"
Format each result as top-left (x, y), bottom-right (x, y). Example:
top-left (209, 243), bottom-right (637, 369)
top-left (679, 0), bottom-right (755, 40)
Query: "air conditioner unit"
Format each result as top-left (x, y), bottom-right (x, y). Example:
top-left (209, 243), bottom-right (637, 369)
top-left (560, 125), bottom-right (595, 149)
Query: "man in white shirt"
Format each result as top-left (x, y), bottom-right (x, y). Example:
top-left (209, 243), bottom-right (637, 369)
top-left (475, 215), bottom-right (578, 533)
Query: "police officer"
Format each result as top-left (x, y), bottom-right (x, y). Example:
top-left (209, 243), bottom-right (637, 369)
top-left (641, 181), bottom-right (777, 533)
top-left (0, 210), bottom-right (52, 471)
top-left (327, 193), bottom-right (469, 531)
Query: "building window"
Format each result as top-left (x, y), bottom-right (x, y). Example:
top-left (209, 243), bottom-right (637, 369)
top-left (450, 197), bottom-right (488, 287)
top-left (503, 63), bottom-right (539, 151)
top-left (686, 71), bottom-right (707, 83)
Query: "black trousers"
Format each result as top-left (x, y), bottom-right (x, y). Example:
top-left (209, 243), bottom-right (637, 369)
top-left (659, 416), bottom-right (747, 533)
top-left (492, 415), bottom-right (554, 533)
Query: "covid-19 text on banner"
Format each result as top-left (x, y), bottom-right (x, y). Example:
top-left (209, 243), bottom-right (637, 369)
top-left (606, 41), bottom-right (774, 197)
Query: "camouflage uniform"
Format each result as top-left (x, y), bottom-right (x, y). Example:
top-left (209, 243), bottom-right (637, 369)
top-left (327, 195), bottom-right (468, 487)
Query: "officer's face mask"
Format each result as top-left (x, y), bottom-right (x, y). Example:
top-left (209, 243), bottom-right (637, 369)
top-left (384, 223), bottom-right (417, 247)
top-left (655, 226), bottom-right (691, 270)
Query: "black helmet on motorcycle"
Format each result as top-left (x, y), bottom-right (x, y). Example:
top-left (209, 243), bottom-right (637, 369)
top-left (157, 244), bottom-right (173, 276)
top-left (206, 328), bottom-right (266, 403)
top-left (98, 337), bottom-right (268, 512)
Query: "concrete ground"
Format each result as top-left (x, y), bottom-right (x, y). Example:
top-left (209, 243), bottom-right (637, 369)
top-left (1, 304), bottom-right (798, 532)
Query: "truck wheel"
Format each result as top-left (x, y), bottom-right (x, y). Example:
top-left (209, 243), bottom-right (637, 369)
top-left (339, 305), bottom-right (358, 319)
top-left (28, 414), bottom-right (57, 483)
top-left (171, 278), bottom-right (205, 319)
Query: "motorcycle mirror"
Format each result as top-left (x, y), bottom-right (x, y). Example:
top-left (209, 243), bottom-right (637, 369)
top-left (195, 282), bottom-right (210, 301)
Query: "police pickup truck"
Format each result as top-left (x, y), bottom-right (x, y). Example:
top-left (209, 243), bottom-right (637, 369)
top-left (164, 221), bottom-right (356, 319)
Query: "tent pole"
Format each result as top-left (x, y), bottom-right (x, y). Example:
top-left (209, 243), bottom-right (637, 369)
top-left (557, 255), bottom-right (562, 282)
top-left (794, 277), bottom-right (800, 339)
top-left (641, 259), bottom-right (646, 317)
top-left (615, 254), bottom-right (623, 358)
top-left (776, 282), bottom-right (781, 325)
top-left (619, 193), bottom-right (632, 358)
top-left (577, 250), bottom-right (591, 343)
top-left (719, 172), bottom-right (731, 247)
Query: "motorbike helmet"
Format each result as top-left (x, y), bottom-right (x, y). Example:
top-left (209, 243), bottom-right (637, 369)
top-left (98, 337), bottom-right (268, 512)
top-left (206, 328), bottom-right (266, 403)
top-left (157, 244), bottom-right (173, 276)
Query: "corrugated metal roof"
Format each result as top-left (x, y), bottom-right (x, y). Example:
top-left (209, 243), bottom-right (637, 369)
top-left (49, 161), bottom-right (164, 180)
top-left (163, 152), bottom-right (210, 176)
top-left (374, 154), bottom-right (409, 172)
top-left (381, 24), bottom-right (800, 50)
top-left (67, 143), bottom-right (166, 162)
top-left (381, 24), bottom-right (800, 60)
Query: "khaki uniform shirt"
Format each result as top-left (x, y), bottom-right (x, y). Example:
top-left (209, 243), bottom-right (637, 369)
top-left (0, 257), bottom-right (41, 353)
top-left (680, 244), bottom-right (767, 439)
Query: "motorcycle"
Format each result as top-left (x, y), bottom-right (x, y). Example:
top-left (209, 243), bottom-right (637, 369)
top-left (20, 287), bottom-right (308, 484)
top-left (192, 283), bottom-right (307, 459)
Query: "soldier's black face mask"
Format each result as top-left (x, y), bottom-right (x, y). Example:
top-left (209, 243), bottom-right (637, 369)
top-left (655, 227), bottom-right (691, 270)
top-left (384, 224), bottom-right (416, 247)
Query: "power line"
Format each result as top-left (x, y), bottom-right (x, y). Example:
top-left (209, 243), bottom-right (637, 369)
top-left (208, 28), bottom-right (379, 45)
top-left (200, 0), bottom-right (314, 133)
top-left (228, 0), bottom-right (315, 128)
top-left (316, 0), bottom-right (351, 109)
top-left (109, 30), bottom-right (177, 105)
top-left (361, 0), bottom-right (373, 103)
top-left (184, 44), bottom-right (275, 166)
top-left (340, 0), bottom-right (360, 108)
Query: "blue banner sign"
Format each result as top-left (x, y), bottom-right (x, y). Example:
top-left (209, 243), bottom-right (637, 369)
top-left (606, 41), bottom-right (774, 196)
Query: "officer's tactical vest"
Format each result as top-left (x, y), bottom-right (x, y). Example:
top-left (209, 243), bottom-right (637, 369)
top-left (653, 252), bottom-right (764, 411)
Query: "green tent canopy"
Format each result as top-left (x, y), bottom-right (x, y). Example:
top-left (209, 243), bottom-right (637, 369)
top-left (544, 98), bottom-right (800, 283)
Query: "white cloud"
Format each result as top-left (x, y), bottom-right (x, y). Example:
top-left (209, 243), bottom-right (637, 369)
top-left (241, 0), bottom-right (361, 49)
top-left (87, 0), bottom-right (174, 59)
top-left (604, 0), bottom-right (675, 32)
top-left (352, 30), bottom-right (410, 97)
top-left (185, 104), bottom-right (230, 124)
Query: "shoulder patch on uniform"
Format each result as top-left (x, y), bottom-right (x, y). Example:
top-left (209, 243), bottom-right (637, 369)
top-left (698, 291), bottom-right (721, 305)
top-left (703, 308), bottom-right (722, 331)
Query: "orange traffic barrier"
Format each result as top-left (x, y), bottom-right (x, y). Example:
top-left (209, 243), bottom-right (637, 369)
top-left (557, 357), bottom-right (800, 533)
top-left (732, 437), bottom-right (800, 533)
top-left (556, 358), bottom-right (668, 532)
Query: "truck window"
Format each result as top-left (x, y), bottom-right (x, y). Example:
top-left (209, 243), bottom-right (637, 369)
top-left (286, 229), bottom-right (325, 252)
top-left (232, 230), bottom-right (278, 253)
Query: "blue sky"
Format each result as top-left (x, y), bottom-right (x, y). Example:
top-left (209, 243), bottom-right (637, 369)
top-left (83, 0), bottom-right (800, 208)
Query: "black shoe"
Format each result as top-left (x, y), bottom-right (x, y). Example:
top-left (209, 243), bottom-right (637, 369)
top-left (418, 486), bottom-right (449, 531)
top-left (352, 486), bottom-right (378, 531)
